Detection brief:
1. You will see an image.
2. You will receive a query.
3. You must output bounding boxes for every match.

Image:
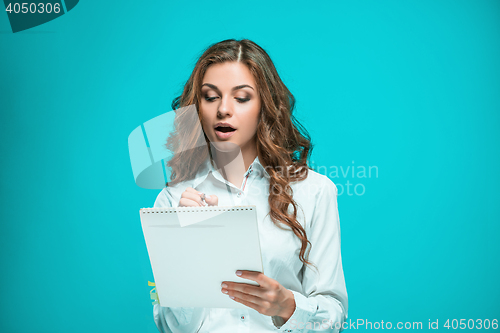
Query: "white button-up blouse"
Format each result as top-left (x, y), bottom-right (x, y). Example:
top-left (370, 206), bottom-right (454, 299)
top-left (152, 155), bottom-right (348, 332)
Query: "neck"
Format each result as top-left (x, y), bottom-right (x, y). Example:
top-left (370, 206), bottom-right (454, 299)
top-left (210, 139), bottom-right (258, 188)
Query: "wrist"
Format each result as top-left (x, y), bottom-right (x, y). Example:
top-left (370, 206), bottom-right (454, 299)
top-left (279, 289), bottom-right (296, 321)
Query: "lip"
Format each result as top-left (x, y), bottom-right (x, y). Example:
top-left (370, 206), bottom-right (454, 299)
top-left (215, 128), bottom-right (236, 139)
top-left (214, 122), bottom-right (237, 139)
top-left (214, 122), bottom-right (236, 129)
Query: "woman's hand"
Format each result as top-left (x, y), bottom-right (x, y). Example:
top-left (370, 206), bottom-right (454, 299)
top-left (221, 270), bottom-right (296, 322)
top-left (178, 187), bottom-right (218, 207)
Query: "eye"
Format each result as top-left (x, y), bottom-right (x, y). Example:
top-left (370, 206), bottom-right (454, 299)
top-left (236, 98), bottom-right (250, 103)
top-left (204, 96), bottom-right (219, 102)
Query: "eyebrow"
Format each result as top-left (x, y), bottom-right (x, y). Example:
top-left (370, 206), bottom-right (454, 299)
top-left (201, 83), bottom-right (254, 93)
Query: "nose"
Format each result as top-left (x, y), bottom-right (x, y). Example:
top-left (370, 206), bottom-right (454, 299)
top-left (217, 95), bottom-right (233, 118)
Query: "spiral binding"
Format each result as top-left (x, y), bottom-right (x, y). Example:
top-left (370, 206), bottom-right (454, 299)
top-left (140, 205), bottom-right (255, 214)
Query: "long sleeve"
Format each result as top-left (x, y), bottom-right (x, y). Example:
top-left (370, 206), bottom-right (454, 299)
top-left (272, 177), bottom-right (348, 332)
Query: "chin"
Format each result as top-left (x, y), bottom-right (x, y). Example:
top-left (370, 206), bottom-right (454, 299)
top-left (210, 141), bottom-right (241, 152)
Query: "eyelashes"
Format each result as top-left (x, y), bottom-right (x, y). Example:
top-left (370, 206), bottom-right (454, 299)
top-left (204, 96), bottom-right (250, 104)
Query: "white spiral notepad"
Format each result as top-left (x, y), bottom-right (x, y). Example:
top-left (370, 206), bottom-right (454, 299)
top-left (140, 205), bottom-right (263, 309)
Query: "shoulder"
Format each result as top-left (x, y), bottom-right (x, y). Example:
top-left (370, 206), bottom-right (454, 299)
top-left (289, 168), bottom-right (339, 229)
top-left (291, 167), bottom-right (338, 198)
top-left (154, 188), bottom-right (173, 208)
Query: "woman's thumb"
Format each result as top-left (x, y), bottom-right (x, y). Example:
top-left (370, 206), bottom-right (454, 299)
top-left (204, 194), bottom-right (218, 206)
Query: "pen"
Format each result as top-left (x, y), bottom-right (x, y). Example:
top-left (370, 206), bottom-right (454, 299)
top-left (199, 192), bottom-right (207, 206)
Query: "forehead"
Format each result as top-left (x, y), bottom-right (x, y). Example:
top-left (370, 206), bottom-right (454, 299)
top-left (202, 62), bottom-right (256, 88)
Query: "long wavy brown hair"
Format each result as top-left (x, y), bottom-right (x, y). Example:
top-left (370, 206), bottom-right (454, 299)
top-left (165, 39), bottom-right (317, 272)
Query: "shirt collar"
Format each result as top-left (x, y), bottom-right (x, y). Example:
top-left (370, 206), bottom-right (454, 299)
top-left (190, 155), bottom-right (270, 189)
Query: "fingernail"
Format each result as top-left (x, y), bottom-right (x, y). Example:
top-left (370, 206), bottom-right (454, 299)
top-left (205, 195), bottom-right (211, 200)
top-left (236, 270), bottom-right (242, 276)
top-left (221, 283), bottom-right (227, 288)
top-left (229, 296), bottom-right (234, 299)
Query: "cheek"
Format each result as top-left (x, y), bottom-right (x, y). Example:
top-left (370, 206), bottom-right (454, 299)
top-left (240, 110), bottom-right (260, 139)
top-left (200, 113), bottom-right (213, 137)
top-left (200, 105), bottom-right (213, 123)
top-left (250, 108), bottom-right (260, 131)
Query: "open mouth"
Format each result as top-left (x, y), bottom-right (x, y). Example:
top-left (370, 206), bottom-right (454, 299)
top-left (215, 126), bottom-right (236, 133)
top-left (214, 125), bottom-right (237, 139)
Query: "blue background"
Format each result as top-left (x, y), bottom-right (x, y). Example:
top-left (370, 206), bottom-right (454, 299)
top-left (1, 0), bottom-right (499, 332)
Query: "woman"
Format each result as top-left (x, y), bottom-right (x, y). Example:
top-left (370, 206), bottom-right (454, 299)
top-left (153, 39), bottom-right (347, 332)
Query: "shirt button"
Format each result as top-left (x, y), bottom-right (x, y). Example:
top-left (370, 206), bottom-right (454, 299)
top-left (237, 192), bottom-right (243, 198)
top-left (240, 315), bottom-right (246, 321)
